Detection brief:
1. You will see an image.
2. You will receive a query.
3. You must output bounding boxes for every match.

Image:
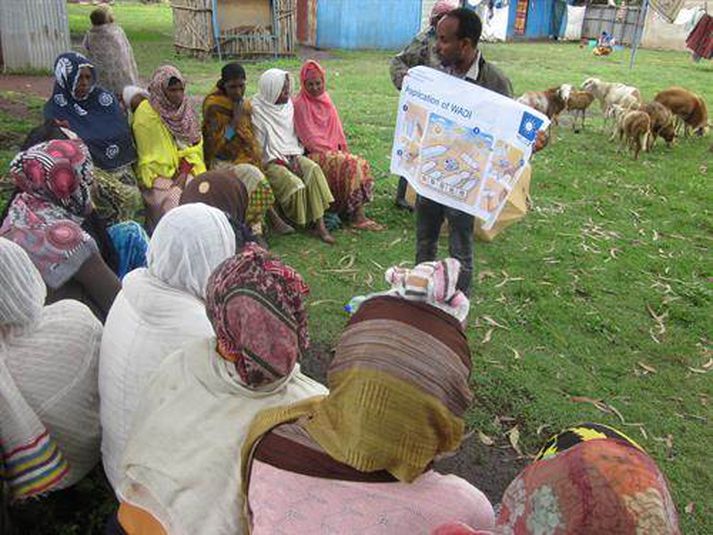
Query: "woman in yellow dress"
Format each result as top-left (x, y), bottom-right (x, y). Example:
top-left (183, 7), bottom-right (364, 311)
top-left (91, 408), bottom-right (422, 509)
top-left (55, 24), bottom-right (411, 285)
top-left (131, 66), bottom-right (206, 229)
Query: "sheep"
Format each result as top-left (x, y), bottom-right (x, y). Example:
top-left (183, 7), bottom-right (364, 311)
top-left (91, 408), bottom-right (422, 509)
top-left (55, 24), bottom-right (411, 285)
top-left (641, 101), bottom-right (676, 148)
top-left (612, 108), bottom-right (651, 159)
top-left (516, 84), bottom-right (572, 126)
top-left (565, 89), bottom-right (595, 131)
top-left (581, 77), bottom-right (642, 127)
top-left (654, 87), bottom-right (709, 137)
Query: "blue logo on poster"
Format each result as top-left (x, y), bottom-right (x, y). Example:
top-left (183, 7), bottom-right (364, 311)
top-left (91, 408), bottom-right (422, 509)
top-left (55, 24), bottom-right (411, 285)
top-left (518, 111), bottom-right (543, 142)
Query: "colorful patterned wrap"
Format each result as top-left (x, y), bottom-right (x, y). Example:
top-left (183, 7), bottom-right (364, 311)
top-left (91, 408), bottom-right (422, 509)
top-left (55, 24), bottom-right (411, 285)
top-left (205, 243), bottom-right (310, 388)
top-left (0, 139), bottom-right (98, 289)
top-left (496, 426), bottom-right (680, 534)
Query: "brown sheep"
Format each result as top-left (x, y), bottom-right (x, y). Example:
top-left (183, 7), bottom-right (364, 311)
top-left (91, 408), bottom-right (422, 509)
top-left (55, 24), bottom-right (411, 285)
top-left (654, 87), bottom-right (708, 136)
top-left (566, 90), bottom-right (595, 131)
top-left (614, 109), bottom-right (651, 159)
top-left (516, 84), bottom-right (571, 126)
top-left (641, 101), bottom-right (676, 148)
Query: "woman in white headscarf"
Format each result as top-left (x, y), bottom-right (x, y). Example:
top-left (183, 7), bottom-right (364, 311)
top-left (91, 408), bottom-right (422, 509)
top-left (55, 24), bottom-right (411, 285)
top-left (0, 238), bottom-right (102, 501)
top-left (98, 203), bottom-right (237, 490)
top-left (251, 68), bottom-right (336, 244)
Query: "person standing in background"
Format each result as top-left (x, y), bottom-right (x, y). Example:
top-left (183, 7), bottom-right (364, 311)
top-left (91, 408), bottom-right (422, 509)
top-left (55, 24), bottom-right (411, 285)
top-left (389, 0), bottom-right (459, 210)
top-left (83, 7), bottom-right (140, 97)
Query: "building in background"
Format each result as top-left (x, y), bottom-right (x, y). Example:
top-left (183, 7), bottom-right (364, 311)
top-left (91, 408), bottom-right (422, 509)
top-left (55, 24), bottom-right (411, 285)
top-left (0, 0), bottom-right (70, 71)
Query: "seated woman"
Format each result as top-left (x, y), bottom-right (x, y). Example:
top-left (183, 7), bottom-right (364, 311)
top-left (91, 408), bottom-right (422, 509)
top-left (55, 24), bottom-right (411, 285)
top-left (99, 203), bottom-right (238, 490)
top-left (0, 238), bottom-right (102, 501)
top-left (203, 62), bottom-right (294, 238)
top-left (434, 423), bottom-right (681, 534)
top-left (44, 52), bottom-right (142, 225)
top-left (132, 65), bottom-right (206, 229)
top-left (0, 140), bottom-right (148, 321)
top-left (593, 31), bottom-right (614, 56)
top-left (239, 259), bottom-right (494, 533)
top-left (293, 60), bottom-right (382, 231)
top-left (112, 244), bottom-right (328, 534)
top-left (251, 69), bottom-right (336, 244)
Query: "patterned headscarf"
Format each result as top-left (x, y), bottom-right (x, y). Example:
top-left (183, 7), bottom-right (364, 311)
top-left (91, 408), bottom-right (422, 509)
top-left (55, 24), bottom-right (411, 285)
top-left (205, 243), bottom-right (310, 389)
top-left (148, 65), bottom-right (201, 145)
top-left (0, 140), bottom-right (98, 288)
top-left (431, 0), bottom-right (459, 19)
top-left (44, 52), bottom-right (136, 170)
top-left (383, 258), bottom-right (470, 322)
top-left (497, 432), bottom-right (680, 534)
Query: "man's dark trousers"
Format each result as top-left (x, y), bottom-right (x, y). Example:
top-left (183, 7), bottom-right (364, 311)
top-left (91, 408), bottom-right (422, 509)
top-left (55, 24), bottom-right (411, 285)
top-left (415, 195), bottom-right (474, 296)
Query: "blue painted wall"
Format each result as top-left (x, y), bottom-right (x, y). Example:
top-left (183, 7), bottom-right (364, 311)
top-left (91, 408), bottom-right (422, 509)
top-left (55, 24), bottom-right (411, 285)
top-left (507, 0), bottom-right (556, 39)
top-left (316, 0), bottom-right (422, 50)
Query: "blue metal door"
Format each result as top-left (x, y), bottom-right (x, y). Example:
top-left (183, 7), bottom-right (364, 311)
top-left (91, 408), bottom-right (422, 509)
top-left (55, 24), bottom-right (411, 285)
top-left (316, 0), bottom-right (422, 50)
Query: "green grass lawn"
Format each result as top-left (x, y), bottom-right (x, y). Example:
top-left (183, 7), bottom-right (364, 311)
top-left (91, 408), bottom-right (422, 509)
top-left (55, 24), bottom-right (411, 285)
top-left (2, 1), bottom-right (711, 533)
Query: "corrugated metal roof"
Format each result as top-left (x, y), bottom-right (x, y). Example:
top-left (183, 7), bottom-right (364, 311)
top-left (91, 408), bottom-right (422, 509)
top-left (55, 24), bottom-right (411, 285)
top-left (0, 0), bottom-right (70, 71)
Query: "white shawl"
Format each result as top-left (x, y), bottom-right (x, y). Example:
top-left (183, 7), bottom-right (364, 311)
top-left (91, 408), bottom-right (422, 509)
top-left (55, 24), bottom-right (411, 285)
top-left (1, 238), bottom-right (102, 500)
top-left (251, 68), bottom-right (304, 163)
top-left (99, 204), bottom-right (236, 489)
top-left (118, 338), bottom-right (328, 535)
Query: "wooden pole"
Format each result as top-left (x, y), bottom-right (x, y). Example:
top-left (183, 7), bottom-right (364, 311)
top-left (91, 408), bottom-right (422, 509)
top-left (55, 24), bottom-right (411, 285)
top-left (211, 0), bottom-right (222, 61)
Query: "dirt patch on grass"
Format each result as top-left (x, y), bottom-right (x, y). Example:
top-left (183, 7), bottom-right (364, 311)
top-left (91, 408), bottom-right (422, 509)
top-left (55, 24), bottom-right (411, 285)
top-left (434, 436), bottom-right (527, 504)
top-left (298, 45), bottom-right (336, 62)
top-left (0, 95), bottom-right (32, 120)
top-left (0, 75), bottom-right (53, 98)
top-left (301, 341), bottom-right (526, 503)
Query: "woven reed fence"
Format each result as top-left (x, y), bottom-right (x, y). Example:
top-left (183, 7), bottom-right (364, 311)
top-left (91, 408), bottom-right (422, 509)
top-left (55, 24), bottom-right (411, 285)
top-left (170, 0), bottom-right (295, 58)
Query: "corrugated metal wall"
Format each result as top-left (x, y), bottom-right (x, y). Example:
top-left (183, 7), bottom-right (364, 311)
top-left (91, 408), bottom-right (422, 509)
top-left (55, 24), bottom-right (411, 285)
top-left (0, 0), bottom-right (69, 71)
top-left (316, 0), bottom-right (422, 49)
top-left (581, 4), bottom-right (643, 46)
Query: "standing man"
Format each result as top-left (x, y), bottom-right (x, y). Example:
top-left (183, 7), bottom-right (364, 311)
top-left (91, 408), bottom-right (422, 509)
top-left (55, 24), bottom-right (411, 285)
top-left (390, 0), bottom-right (459, 210)
top-left (415, 8), bottom-right (514, 296)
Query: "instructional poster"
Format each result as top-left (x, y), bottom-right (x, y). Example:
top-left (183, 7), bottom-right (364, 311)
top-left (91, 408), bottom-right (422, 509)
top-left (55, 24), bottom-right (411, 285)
top-left (391, 66), bottom-right (549, 229)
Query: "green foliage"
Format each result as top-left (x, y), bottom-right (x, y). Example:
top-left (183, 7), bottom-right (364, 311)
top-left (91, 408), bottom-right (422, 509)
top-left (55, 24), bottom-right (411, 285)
top-left (1, 2), bottom-right (710, 533)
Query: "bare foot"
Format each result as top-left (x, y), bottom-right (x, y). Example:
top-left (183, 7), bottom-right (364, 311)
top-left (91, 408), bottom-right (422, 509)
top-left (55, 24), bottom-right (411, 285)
top-left (268, 207), bottom-right (294, 235)
top-left (312, 218), bottom-right (336, 244)
top-left (352, 218), bottom-right (385, 231)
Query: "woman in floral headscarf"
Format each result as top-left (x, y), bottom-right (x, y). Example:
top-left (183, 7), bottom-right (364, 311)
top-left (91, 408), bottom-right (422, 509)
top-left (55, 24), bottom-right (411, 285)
top-left (293, 60), bottom-right (382, 231)
top-left (433, 423), bottom-right (681, 535)
top-left (131, 65), bottom-right (206, 229)
top-left (0, 139), bottom-right (148, 320)
top-left (112, 244), bottom-right (327, 535)
top-left (238, 259), bottom-right (492, 534)
top-left (44, 52), bottom-right (142, 224)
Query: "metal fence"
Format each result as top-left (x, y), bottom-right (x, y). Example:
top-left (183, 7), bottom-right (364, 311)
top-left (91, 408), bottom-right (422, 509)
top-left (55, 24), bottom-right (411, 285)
top-left (582, 4), bottom-right (643, 45)
top-left (0, 0), bottom-right (69, 71)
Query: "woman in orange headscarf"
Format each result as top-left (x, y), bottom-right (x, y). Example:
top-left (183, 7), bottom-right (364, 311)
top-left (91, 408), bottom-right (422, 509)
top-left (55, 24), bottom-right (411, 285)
top-left (292, 60), bottom-right (382, 231)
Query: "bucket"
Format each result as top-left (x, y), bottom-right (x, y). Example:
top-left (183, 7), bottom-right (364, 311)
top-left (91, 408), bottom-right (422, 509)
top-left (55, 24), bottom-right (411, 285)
top-left (588, 39), bottom-right (597, 49)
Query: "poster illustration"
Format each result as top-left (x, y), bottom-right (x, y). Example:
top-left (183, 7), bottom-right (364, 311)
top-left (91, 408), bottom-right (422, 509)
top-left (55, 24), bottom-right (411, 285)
top-left (391, 66), bottom-right (549, 229)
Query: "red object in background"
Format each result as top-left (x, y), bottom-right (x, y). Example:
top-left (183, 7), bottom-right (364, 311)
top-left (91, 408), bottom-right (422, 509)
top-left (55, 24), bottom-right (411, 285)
top-left (686, 14), bottom-right (713, 60)
top-left (514, 0), bottom-right (529, 36)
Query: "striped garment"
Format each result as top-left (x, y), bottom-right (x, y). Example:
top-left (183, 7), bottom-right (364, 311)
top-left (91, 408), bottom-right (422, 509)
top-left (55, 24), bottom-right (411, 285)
top-left (3, 432), bottom-right (69, 499)
top-left (1, 238), bottom-right (102, 502)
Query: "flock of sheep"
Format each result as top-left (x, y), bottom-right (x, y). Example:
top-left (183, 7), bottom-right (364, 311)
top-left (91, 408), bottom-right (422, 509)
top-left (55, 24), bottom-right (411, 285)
top-left (517, 79), bottom-right (709, 159)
